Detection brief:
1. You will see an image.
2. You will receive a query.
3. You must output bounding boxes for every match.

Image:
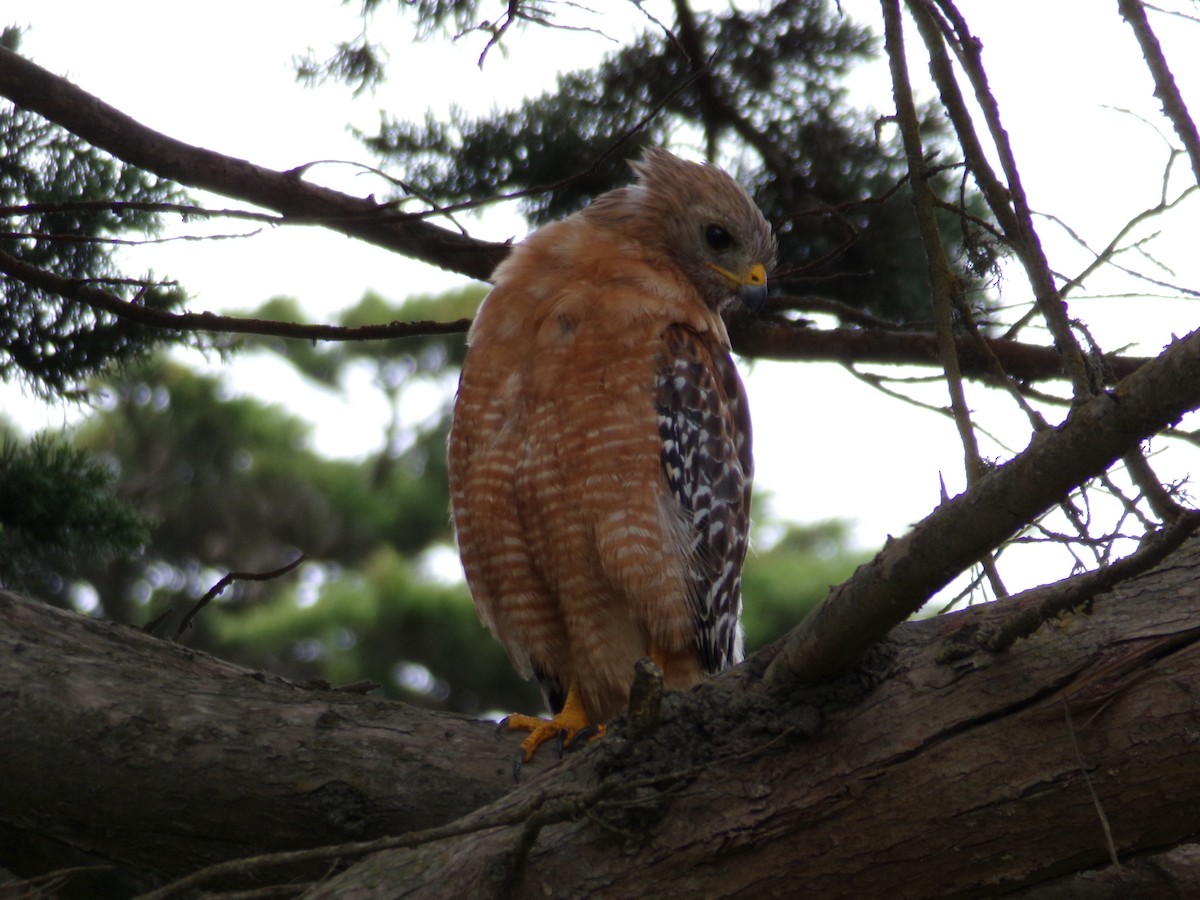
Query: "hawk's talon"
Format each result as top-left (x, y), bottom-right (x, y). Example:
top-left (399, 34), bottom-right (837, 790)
top-left (500, 683), bottom-right (604, 768)
top-left (569, 724), bottom-right (602, 748)
top-left (513, 751), bottom-right (525, 783)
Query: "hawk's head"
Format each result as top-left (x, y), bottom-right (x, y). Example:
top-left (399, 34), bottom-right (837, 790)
top-left (622, 148), bottom-right (777, 314)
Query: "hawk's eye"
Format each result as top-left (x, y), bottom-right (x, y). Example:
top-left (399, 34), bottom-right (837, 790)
top-left (705, 224), bottom-right (733, 250)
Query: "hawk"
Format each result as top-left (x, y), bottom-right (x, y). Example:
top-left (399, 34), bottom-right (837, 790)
top-left (448, 147), bottom-right (775, 763)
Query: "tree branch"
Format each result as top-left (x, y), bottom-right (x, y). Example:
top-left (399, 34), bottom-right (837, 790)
top-left (765, 323), bottom-right (1200, 686)
top-left (0, 589), bottom-right (522, 897)
top-left (920, 0), bottom-right (1093, 394)
top-left (9, 535), bottom-right (1200, 897)
top-left (0, 47), bottom-right (507, 281)
top-left (254, 540), bottom-right (1200, 896)
top-left (1118, 0), bottom-right (1200, 186)
top-left (980, 508), bottom-right (1200, 653)
top-left (728, 315), bottom-right (1150, 382)
top-left (1, 241), bottom-right (1155, 381)
top-left (884, 0), bottom-right (1005, 600)
top-left (0, 246), bottom-right (472, 341)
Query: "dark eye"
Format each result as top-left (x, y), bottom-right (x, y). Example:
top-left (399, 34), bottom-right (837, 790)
top-left (705, 224), bottom-right (733, 250)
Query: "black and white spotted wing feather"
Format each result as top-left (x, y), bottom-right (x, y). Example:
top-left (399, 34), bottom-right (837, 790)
top-left (656, 324), bottom-right (753, 673)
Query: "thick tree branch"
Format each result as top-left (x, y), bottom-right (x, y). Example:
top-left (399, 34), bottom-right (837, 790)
top-left (0, 590), bottom-right (524, 897)
top-left (0, 47), bottom-right (507, 281)
top-left (766, 324), bottom-right (1200, 686)
top-left (8, 537), bottom-right (1200, 897)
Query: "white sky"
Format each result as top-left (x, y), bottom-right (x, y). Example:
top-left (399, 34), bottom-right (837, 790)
top-left (4, 0), bottom-right (1199, 601)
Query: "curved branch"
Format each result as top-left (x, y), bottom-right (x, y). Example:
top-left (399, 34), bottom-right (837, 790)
top-left (0, 47), bottom-right (507, 281)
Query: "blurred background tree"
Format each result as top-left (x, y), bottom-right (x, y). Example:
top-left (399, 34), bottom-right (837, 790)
top-left (4, 279), bottom-right (866, 715)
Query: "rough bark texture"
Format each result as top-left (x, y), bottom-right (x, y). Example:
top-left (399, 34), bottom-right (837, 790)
top-left (0, 591), bottom-right (518, 897)
top-left (6, 537), bottom-right (1200, 898)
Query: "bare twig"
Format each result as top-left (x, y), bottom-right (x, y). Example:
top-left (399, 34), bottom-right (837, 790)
top-left (173, 555), bottom-right (307, 641)
top-left (0, 228), bottom-right (263, 246)
top-left (985, 509), bottom-right (1200, 652)
top-left (922, 0), bottom-right (1094, 397)
top-left (884, 0), bottom-right (1006, 598)
top-left (1122, 448), bottom-right (1190, 522)
top-left (765, 324), bottom-right (1200, 686)
top-left (0, 200), bottom-right (284, 224)
top-left (1060, 699), bottom-right (1121, 870)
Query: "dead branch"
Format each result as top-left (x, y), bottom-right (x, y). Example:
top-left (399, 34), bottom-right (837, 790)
top-left (981, 508), bottom-right (1200, 653)
top-left (921, 0), bottom-right (1093, 394)
top-left (172, 555), bottom-right (307, 641)
top-left (1118, 0), bottom-right (1200, 185)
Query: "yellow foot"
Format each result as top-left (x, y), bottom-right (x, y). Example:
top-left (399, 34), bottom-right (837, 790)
top-left (501, 683), bottom-right (606, 777)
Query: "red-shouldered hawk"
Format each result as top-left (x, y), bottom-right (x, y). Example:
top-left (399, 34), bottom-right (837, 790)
top-left (448, 148), bottom-right (775, 764)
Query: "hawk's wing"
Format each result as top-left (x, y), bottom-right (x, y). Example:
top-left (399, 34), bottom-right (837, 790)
top-left (655, 324), bottom-right (753, 673)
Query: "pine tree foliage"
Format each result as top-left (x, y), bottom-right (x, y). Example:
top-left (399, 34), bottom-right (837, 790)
top-left (0, 28), bottom-right (188, 396)
top-left (356, 0), bottom-right (992, 321)
top-left (0, 429), bottom-right (148, 593)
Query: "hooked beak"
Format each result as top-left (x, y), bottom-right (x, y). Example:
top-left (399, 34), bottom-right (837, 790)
top-left (707, 261), bottom-right (768, 313)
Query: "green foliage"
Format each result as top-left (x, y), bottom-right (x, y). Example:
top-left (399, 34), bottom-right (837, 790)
top-left (0, 428), bottom-right (148, 593)
top-left (295, 39), bottom-right (387, 96)
top-left (0, 28), bottom-right (189, 394)
top-left (358, 1), bottom-right (994, 322)
top-left (0, 31), bottom-right (189, 392)
top-left (60, 355), bottom-right (452, 619)
top-left (742, 519), bottom-right (868, 651)
top-left (39, 288), bottom-right (538, 712)
top-left (212, 547), bottom-right (539, 715)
